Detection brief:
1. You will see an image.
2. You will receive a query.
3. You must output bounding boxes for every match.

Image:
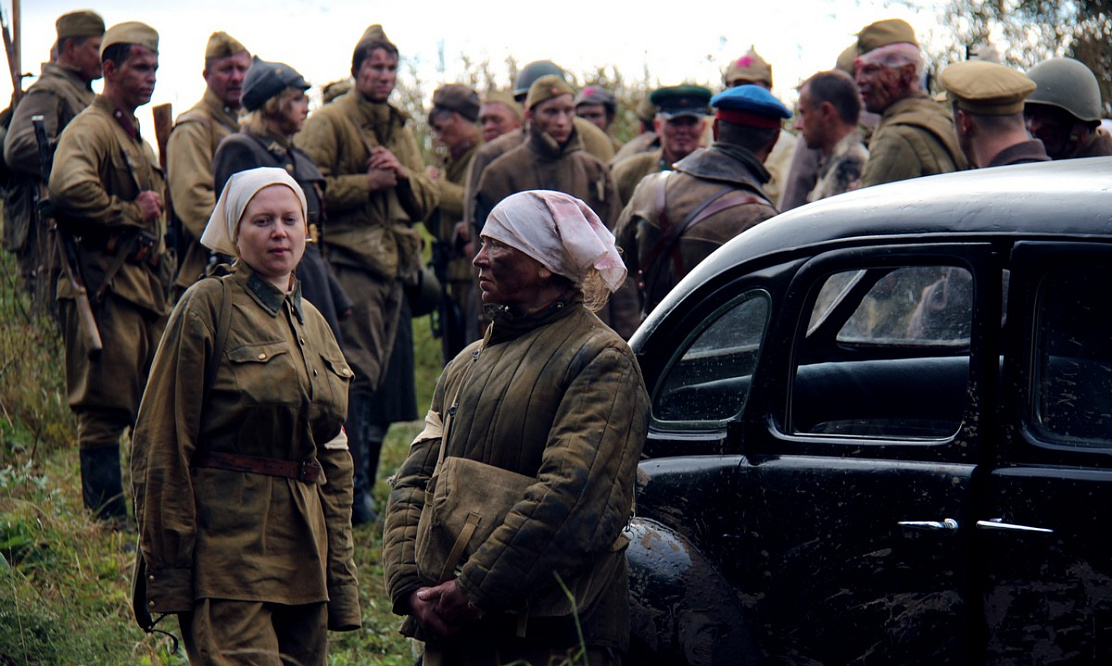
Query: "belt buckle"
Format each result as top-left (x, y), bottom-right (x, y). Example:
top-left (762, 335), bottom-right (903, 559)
top-left (297, 460), bottom-right (317, 483)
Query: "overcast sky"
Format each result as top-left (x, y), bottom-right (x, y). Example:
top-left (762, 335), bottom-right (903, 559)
top-left (6, 0), bottom-right (948, 133)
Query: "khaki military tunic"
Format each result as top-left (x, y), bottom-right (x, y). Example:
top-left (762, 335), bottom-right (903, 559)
top-left (615, 142), bottom-right (779, 317)
top-left (132, 266), bottom-right (359, 627)
top-left (384, 297), bottom-right (649, 653)
top-left (297, 90), bottom-right (438, 393)
top-left (432, 140), bottom-right (481, 282)
top-left (764, 128), bottom-right (798, 207)
top-left (860, 93), bottom-right (966, 188)
top-left (49, 95), bottom-right (172, 421)
top-left (3, 63), bottom-right (94, 283)
top-left (609, 130), bottom-right (659, 166)
top-left (463, 117), bottom-right (615, 229)
top-left (611, 148), bottom-right (665, 206)
top-left (167, 89), bottom-right (241, 289)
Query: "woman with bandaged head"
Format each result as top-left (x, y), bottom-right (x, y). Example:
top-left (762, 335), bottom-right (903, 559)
top-left (384, 189), bottom-right (649, 665)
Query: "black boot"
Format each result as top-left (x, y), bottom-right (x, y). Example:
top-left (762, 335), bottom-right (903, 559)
top-left (79, 446), bottom-right (128, 523)
top-left (347, 392), bottom-right (378, 526)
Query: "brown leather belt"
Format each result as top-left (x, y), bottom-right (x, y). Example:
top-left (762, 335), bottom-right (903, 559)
top-left (193, 451), bottom-right (322, 484)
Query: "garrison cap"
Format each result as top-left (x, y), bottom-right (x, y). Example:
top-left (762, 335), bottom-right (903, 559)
top-left (724, 48), bottom-right (773, 88)
top-left (205, 31), bottom-right (248, 60)
top-left (574, 86), bottom-right (617, 112)
top-left (432, 84), bottom-right (481, 121)
top-left (525, 74), bottom-right (573, 110)
top-left (483, 90), bottom-right (524, 121)
top-left (711, 84), bottom-right (792, 129)
top-left (56, 11), bottom-right (105, 40)
top-left (857, 18), bottom-right (918, 54)
top-left (649, 84), bottom-right (712, 119)
top-left (940, 61), bottom-right (1035, 115)
top-left (100, 21), bottom-right (158, 58)
top-left (634, 96), bottom-right (657, 123)
top-left (835, 43), bottom-right (858, 75)
top-left (355, 24), bottom-right (396, 54)
top-left (241, 57), bottom-right (309, 112)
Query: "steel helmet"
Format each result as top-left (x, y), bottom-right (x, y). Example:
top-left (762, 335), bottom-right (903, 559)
top-left (513, 60), bottom-right (565, 101)
top-left (1026, 57), bottom-right (1103, 123)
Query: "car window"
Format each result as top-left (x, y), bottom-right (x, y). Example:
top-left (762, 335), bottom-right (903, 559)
top-left (653, 291), bottom-right (770, 425)
top-left (833, 266), bottom-right (971, 345)
top-left (1032, 264), bottom-right (1112, 447)
top-left (793, 266), bottom-right (972, 439)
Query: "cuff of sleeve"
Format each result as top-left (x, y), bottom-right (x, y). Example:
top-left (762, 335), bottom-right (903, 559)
top-left (390, 579), bottom-right (422, 617)
top-left (327, 583), bottom-right (362, 631)
top-left (145, 566), bottom-right (194, 614)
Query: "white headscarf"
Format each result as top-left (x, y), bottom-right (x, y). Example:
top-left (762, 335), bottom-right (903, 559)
top-left (481, 190), bottom-right (627, 292)
top-left (200, 167), bottom-right (308, 257)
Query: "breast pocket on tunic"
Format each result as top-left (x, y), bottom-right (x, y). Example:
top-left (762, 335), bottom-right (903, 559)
top-left (227, 341), bottom-right (301, 406)
top-left (316, 353), bottom-right (353, 420)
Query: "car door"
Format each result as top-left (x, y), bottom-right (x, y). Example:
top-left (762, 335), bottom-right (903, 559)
top-left (982, 242), bottom-right (1112, 665)
top-left (727, 243), bottom-right (1002, 664)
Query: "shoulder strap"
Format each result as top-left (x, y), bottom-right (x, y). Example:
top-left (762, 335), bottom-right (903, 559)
top-left (203, 277), bottom-right (233, 403)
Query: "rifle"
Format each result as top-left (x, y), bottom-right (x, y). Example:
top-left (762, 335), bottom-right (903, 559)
top-left (33, 115), bottom-right (102, 358)
top-left (151, 103), bottom-right (179, 259)
top-left (428, 209), bottom-right (466, 358)
top-left (0, 2), bottom-right (22, 105)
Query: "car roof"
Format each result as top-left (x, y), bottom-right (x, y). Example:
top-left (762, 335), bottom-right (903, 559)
top-left (637, 157), bottom-right (1112, 339)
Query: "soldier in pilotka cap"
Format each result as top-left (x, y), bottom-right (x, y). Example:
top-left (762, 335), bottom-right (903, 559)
top-left (3, 10), bottom-right (105, 305)
top-left (940, 60), bottom-right (1048, 168)
top-left (167, 31), bottom-right (251, 292)
top-left (298, 24), bottom-right (439, 526)
top-left (48, 20), bottom-right (171, 525)
top-left (854, 18), bottom-right (967, 187)
top-left (722, 47), bottom-right (797, 207)
top-left (615, 84), bottom-right (789, 318)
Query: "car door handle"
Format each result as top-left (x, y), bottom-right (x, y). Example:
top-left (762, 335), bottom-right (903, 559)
top-left (976, 518), bottom-right (1053, 534)
top-left (898, 518), bottom-right (959, 531)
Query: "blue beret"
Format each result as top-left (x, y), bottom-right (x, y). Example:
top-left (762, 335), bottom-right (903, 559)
top-left (710, 84), bottom-right (792, 120)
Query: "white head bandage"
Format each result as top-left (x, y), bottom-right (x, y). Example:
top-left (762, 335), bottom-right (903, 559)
top-left (482, 190), bottom-right (627, 292)
top-left (201, 167), bottom-right (308, 257)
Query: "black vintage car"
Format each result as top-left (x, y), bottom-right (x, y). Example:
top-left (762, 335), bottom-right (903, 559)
top-left (625, 157), bottom-right (1112, 665)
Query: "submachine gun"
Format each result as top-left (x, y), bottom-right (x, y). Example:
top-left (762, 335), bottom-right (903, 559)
top-left (32, 115), bottom-right (102, 358)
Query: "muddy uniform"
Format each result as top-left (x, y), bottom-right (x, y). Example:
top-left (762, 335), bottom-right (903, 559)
top-left (3, 63), bottom-right (96, 296)
top-left (384, 297), bottom-right (649, 660)
top-left (859, 93), bottom-right (966, 188)
top-left (49, 94), bottom-right (173, 514)
top-left (167, 89), bottom-right (241, 289)
top-left (131, 266), bottom-right (359, 660)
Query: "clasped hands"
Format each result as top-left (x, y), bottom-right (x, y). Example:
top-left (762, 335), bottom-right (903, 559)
top-left (409, 579), bottom-right (483, 638)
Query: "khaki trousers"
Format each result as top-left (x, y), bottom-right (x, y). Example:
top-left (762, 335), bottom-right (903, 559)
top-left (180, 599), bottom-right (328, 666)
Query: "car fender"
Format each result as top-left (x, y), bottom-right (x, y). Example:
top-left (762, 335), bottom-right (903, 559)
top-left (626, 517), bottom-right (762, 666)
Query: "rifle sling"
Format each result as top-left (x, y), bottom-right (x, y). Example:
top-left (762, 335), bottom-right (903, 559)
top-left (638, 176), bottom-right (766, 313)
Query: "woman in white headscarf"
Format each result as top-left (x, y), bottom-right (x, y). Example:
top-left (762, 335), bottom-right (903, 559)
top-left (131, 167), bottom-right (360, 665)
top-left (384, 190), bottom-right (650, 665)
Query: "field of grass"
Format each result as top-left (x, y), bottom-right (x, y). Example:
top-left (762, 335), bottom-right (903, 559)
top-left (0, 247), bottom-right (445, 664)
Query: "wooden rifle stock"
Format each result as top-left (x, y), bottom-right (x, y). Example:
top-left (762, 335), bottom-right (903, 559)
top-left (32, 115), bottom-right (103, 359)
